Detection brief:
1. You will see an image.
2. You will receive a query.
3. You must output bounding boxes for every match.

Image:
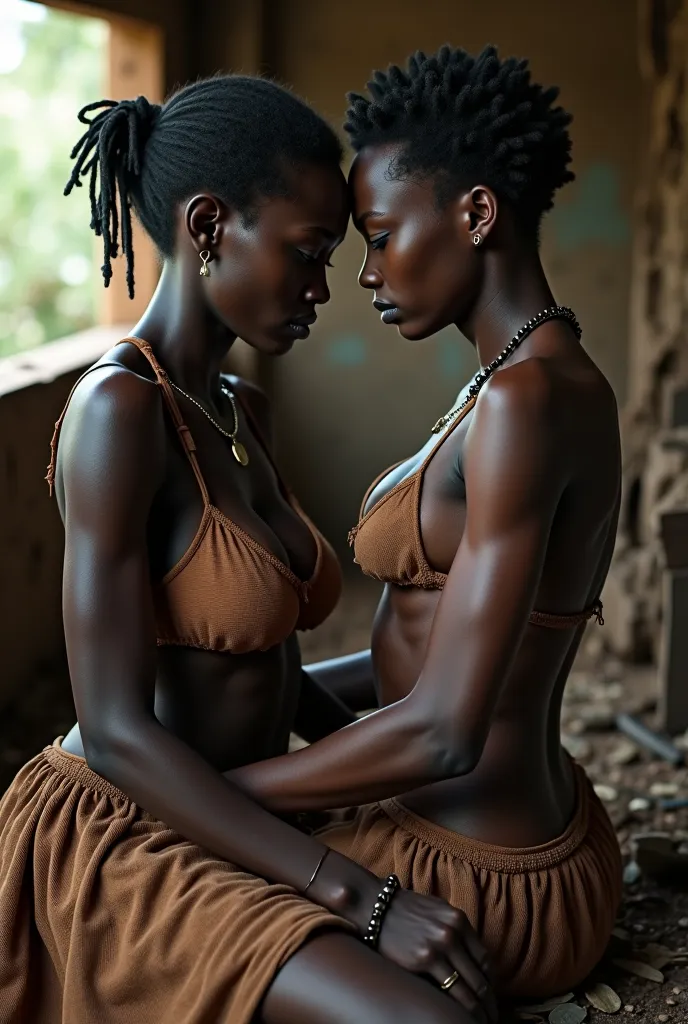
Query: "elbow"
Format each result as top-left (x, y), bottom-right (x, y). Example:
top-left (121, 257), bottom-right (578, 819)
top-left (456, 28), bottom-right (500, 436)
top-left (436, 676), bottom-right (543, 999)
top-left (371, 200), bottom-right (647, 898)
top-left (414, 704), bottom-right (484, 780)
top-left (431, 739), bottom-right (482, 780)
top-left (80, 722), bottom-right (148, 786)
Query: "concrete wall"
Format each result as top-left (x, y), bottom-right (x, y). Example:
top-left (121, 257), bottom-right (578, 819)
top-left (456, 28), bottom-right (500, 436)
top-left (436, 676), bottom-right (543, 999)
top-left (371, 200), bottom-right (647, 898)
top-left (264, 0), bottom-right (642, 552)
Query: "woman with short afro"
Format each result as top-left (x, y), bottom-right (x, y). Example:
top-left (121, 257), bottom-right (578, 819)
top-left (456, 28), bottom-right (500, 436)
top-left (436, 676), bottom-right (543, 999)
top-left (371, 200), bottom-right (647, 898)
top-left (230, 46), bottom-right (624, 1002)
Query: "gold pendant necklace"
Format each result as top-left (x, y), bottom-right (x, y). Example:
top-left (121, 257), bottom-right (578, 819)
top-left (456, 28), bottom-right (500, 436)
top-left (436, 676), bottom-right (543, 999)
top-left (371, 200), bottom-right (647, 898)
top-left (164, 375), bottom-right (249, 467)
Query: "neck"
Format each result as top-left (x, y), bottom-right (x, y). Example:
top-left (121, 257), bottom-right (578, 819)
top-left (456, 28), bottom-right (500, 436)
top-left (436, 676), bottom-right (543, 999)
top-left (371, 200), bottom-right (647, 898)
top-left (131, 261), bottom-right (236, 397)
top-left (457, 245), bottom-right (556, 369)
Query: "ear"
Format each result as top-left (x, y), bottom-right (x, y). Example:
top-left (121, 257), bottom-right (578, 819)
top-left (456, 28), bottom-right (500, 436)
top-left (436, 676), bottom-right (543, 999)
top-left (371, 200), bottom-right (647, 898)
top-left (183, 194), bottom-right (226, 259)
top-left (454, 185), bottom-right (499, 245)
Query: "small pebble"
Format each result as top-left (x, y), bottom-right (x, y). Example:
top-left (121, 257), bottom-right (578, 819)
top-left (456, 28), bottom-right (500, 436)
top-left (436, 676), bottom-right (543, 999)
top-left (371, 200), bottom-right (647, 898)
top-left (580, 705), bottom-right (615, 730)
top-left (629, 797), bottom-right (651, 812)
top-left (623, 860), bottom-right (641, 884)
top-left (561, 734), bottom-right (592, 760)
top-left (632, 922), bottom-right (646, 933)
top-left (608, 739), bottom-right (640, 766)
top-left (624, 1008), bottom-right (634, 1014)
top-left (673, 986), bottom-right (682, 994)
top-left (650, 782), bottom-right (679, 798)
top-left (679, 918), bottom-right (688, 928)
top-left (666, 998), bottom-right (677, 1006)
top-left (594, 784), bottom-right (618, 803)
top-left (657, 1016), bottom-right (669, 1022)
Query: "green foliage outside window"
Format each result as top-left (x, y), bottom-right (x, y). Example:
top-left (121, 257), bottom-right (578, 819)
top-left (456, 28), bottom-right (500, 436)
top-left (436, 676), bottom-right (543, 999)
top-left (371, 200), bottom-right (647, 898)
top-left (0, 1), bottom-right (108, 359)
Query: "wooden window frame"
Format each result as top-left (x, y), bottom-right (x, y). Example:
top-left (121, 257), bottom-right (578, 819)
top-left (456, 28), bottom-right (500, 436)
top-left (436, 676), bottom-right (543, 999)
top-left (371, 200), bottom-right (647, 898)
top-left (39, 1), bottom-right (164, 323)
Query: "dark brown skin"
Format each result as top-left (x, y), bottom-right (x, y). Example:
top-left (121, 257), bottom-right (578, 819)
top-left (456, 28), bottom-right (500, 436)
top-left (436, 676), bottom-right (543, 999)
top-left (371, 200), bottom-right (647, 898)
top-left (228, 143), bottom-right (622, 856)
top-left (57, 159), bottom-right (492, 1024)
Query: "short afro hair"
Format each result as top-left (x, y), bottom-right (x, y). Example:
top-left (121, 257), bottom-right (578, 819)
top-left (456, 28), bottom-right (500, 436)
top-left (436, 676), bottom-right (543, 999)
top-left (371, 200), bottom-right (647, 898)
top-left (65, 76), bottom-right (343, 297)
top-left (345, 45), bottom-right (574, 236)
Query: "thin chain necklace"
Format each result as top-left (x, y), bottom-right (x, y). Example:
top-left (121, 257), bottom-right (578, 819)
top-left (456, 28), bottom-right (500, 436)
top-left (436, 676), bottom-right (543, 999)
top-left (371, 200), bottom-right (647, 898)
top-left (432, 305), bottom-right (581, 434)
top-left (164, 375), bottom-right (249, 466)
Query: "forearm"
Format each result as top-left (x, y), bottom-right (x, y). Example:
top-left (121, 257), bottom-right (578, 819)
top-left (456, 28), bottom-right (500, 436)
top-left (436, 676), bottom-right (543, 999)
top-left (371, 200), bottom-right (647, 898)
top-left (84, 717), bottom-right (379, 923)
top-left (304, 650), bottom-right (377, 713)
top-left (228, 695), bottom-right (456, 813)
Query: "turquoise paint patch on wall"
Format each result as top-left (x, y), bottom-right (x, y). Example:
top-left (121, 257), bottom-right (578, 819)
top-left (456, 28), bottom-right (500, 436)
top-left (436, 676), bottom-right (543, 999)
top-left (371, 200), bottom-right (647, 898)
top-left (436, 332), bottom-right (476, 381)
top-left (550, 162), bottom-right (630, 251)
top-left (437, 337), bottom-right (464, 376)
top-left (327, 333), bottom-right (367, 366)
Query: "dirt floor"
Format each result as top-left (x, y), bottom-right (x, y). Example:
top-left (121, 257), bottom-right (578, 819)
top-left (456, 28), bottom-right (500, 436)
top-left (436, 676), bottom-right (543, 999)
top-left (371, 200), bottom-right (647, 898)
top-left (2, 577), bottom-right (688, 1022)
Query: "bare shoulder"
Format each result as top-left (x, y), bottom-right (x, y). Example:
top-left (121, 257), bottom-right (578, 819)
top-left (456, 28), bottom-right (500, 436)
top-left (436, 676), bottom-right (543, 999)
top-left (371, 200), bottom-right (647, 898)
top-left (58, 363), bottom-right (166, 514)
top-left (473, 358), bottom-right (554, 431)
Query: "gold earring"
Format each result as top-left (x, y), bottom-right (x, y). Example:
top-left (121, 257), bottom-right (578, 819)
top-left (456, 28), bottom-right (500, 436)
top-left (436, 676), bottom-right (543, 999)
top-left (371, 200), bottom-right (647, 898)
top-left (473, 234), bottom-right (482, 247)
top-left (199, 250), bottom-right (211, 277)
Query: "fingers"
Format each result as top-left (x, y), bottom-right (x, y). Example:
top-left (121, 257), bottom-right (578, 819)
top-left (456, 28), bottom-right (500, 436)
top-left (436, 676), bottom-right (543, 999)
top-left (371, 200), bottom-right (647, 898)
top-left (428, 959), bottom-right (489, 1024)
top-left (457, 916), bottom-right (493, 980)
top-left (449, 947), bottom-right (498, 1024)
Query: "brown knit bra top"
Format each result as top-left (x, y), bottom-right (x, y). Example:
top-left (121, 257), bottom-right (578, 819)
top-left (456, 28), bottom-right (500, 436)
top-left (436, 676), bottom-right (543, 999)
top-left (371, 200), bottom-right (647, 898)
top-left (348, 395), bottom-right (603, 630)
top-left (47, 337), bottom-right (342, 654)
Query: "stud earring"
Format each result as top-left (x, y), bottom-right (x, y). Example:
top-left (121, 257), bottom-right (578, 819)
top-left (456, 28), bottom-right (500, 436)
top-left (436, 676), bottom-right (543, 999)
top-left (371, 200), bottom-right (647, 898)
top-left (199, 250), bottom-right (211, 277)
top-left (473, 234), bottom-right (482, 247)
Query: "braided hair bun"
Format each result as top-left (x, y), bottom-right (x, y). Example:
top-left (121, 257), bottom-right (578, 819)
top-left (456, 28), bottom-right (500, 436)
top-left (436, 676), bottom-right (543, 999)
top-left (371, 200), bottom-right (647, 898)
top-left (64, 77), bottom-right (343, 297)
top-left (64, 96), bottom-right (161, 298)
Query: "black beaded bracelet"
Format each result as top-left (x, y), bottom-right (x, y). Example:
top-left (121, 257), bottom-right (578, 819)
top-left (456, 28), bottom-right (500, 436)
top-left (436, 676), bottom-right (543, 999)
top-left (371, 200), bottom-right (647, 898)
top-left (362, 874), bottom-right (401, 949)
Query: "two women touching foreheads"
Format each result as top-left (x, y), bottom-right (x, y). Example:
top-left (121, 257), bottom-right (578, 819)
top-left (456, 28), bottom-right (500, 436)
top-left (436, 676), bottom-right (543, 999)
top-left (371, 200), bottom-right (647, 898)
top-left (0, 46), bottom-right (621, 1024)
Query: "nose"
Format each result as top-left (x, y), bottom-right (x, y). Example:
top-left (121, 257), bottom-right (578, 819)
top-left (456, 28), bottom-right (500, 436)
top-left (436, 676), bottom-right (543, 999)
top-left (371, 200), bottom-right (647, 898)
top-left (358, 254), bottom-right (383, 291)
top-left (303, 265), bottom-right (330, 306)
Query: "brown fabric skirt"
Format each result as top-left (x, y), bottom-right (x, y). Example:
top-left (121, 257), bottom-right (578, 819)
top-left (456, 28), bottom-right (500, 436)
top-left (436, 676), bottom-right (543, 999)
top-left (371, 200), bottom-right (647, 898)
top-left (318, 760), bottom-right (623, 1000)
top-left (0, 743), bottom-right (621, 1021)
top-left (0, 740), bottom-right (352, 1024)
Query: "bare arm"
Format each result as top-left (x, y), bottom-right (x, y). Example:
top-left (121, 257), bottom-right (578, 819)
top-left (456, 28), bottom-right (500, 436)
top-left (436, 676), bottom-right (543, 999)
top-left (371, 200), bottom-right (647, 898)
top-left (56, 365), bottom-right (496, 1020)
top-left (58, 367), bottom-right (379, 922)
top-left (227, 365), bottom-right (564, 811)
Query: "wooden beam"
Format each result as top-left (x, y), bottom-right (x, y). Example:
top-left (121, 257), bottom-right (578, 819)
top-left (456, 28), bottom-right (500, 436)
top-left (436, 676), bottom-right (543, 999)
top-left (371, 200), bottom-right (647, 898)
top-left (658, 509), bottom-right (688, 733)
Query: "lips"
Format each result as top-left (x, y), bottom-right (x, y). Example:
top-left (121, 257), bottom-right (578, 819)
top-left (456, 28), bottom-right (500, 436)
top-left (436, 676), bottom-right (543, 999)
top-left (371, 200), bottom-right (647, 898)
top-left (289, 313), bottom-right (317, 327)
top-left (283, 312), bottom-right (317, 340)
top-left (373, 298), bottom-right (401, 324)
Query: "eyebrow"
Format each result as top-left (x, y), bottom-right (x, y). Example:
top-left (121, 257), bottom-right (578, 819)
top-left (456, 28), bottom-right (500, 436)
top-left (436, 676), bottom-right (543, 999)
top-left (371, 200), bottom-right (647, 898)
top-left (302, 225), bottom-right (340, 241)
top-left (358, 211), bottom-right (385, 224)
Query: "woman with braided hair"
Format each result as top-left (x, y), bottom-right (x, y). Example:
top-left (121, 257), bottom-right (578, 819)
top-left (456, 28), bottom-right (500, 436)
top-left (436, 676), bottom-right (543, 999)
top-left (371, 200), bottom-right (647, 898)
top-left (229, 46), bottom-right (624, 1000)
top-left (0, 76), bottom-right (496, 1024)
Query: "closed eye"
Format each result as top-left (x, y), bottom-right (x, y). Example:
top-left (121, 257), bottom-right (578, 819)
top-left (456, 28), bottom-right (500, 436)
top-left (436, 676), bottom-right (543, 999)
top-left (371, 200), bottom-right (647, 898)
top-left (370, 234), bottom-right (389, 251)
top-left (298, 249), bottom-right (335, 268)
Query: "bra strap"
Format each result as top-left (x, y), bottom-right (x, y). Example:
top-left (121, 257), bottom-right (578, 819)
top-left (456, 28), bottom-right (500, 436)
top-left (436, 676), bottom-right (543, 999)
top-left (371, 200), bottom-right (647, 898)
top-left (528, 599), bottom-right (604, 629)
top-left (46, 361), bottom-right (130, 496)
top-left (122, 337), bottom-right (210, 506)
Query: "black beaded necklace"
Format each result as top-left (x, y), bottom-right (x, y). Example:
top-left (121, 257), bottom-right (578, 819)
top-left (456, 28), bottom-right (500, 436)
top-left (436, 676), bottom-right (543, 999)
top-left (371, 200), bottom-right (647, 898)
top-left (431, 305), bottom-right (581, 434)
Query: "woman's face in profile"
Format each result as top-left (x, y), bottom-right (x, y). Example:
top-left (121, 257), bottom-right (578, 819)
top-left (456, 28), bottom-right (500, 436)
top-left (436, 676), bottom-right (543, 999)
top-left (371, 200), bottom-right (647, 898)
top-left (202, 162), bottom-right (349, 356)
top-left (350, 143), bottom-right (483, 341)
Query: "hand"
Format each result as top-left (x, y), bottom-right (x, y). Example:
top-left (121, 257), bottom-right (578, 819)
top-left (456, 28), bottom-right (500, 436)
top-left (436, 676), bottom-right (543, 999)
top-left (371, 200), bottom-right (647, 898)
top-left (305, 851), bottom-right (498, 1024)
top-left (379, 887), bottom-right (499, 1024)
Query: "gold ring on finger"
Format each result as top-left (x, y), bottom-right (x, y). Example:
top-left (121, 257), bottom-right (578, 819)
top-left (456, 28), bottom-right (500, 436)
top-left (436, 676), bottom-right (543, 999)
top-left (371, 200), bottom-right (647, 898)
top-left (440, 970), bottom-right (460, 991)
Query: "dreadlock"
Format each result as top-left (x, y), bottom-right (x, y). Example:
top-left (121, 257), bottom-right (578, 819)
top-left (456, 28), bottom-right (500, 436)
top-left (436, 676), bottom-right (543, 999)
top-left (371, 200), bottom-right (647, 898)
top-left (64, 77), bottom-right (343, 298)
top-left (344, 45), bottom-right (574, 236)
